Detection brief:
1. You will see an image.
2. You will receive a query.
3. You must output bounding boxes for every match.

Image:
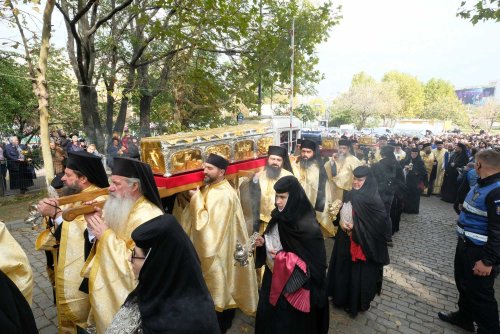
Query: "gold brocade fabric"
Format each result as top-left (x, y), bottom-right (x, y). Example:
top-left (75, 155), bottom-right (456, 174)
top-left (57, 185), bottom-right (107, 330)
top-left (0, 222), bottom-right (33, 304)
top-left (421, 152), bottom-right (436, 181)
top-left (324, 155), bottom-right (362, 203)
top-left (432, 149), bottom-right (446, 194)
top-left (34, 185), bottom-right (107, 333)
top-left (83, 196), bottom-right (162, 334)
top-left (172, 191), bottom-right (191, 224)
top-left (258, 169), bottom-right (293, 229)
top-left (370, 148), bottom-right (382, 164)
top-left (291, 160), bottom-right (335, 238)
top-left (182, 179), bottom-right (258, 315)
top-left (395, 150), bottom-right (406, 162)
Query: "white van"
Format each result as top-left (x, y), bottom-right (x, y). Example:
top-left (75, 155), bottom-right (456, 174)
top-left (243, 115), bottom-right (302, 153)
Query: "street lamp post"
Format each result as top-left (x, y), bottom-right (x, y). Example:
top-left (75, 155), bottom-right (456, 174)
top-left (288, 17), bottom-right (295, 154)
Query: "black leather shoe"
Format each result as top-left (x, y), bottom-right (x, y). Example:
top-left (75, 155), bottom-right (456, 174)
top-left (438, 311), bottom-right (475, 332)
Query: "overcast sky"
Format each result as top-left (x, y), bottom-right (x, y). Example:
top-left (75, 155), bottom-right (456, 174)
top-left (1, 0), bottom-right (499, 102)
top-left (314, 0), bottom-right (500, 99)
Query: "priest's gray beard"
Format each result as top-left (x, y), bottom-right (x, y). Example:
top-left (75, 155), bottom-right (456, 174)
top-left (299, 157), bottom-right (316, 169)
top-left (337, 153), bottom-right (346, 162)
top-left (265, 163), bottom-right (281, 179)
top-left (103, 193), bottom-right (136, 238)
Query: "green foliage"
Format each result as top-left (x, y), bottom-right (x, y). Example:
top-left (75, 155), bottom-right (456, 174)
top-left (3, 0), bottom-right (339, 140)
top-left (457, 0), bottom-right (500, 24)
top-left (45, 49), bottom-right (82, 133)
top-left (0, 55), bottom-right (38, 138)
top-left (424, 78), bottom-right (456, 106)
top-left (382, 71), bottom-right (424, 118)
top-left (332, 78), bottom-right (402, 129)
top-left (351, 72), bottom-right (376, 87)
top-left (422, 95), bottom-right (467, 122)
top-left (333, 83), bottom-right (379, 129)
top-left (327, 107), bottom-right (353, 127)
top-left (295, 104), bottom-right (317, 123)
top-left (421, 78), bottom-right (468, 125)
top-left (238, 0), bottom-right (341, 110)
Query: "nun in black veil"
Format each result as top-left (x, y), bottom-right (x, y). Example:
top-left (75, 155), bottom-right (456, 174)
top-left (327, 165), bottom-right (390, 318)
top-left (254, 175), bottom-right (329, 334)
top-left (106, 214), bottom-right (220, 334)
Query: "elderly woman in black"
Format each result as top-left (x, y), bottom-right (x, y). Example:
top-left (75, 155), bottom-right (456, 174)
top-left (106, 214), bottom-right (219, 334)
top-left (401, 148), bottom-right (428, 214)
top-left (254, 175), bottom-right (329, 334)
top-left (327, 165), bottom-right (390, 318)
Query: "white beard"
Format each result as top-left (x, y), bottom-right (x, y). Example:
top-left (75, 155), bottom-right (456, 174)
top-left (103, 193), bottom-right (136, 238)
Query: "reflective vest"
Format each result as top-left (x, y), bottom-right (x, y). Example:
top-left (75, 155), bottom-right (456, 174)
top-left (458, 181), bottom-right (500, 245)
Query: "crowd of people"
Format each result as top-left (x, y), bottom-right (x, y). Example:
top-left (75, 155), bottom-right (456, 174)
top-left (1, 129), bottom-right (500, 334)
top-left (0, 128), bottom-right (141, 195)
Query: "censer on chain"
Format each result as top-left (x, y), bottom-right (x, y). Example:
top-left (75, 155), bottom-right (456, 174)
top-left (234, 232), bottom-right (260, 267)
top-left (25, 203), bottom-right (44, 230)
top-left (327, 199), bottom-right (343, 221)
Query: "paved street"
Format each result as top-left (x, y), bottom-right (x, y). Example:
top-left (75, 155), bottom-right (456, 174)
top-left (6, 196), bottom-right (500, 333)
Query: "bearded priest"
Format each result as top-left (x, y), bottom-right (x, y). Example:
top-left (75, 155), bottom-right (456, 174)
top-left (82, 157), bottom-right (164, 333)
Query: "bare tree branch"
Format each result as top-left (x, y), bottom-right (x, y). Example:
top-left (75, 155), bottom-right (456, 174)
top-left (71, 0), bottom-right (96, 25)
top-left (87, 0), bottom-right (134, 37)
top-left (135, 46), bottom-right (190, 67)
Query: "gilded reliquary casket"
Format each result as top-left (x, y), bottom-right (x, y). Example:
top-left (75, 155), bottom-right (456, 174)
top-left (140, 124), bottom-right (275, 176)
top-left (358, 135), bottom-right (376, 146)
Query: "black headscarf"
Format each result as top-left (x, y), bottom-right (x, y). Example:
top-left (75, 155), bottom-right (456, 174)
top-left (127, 215), bottom-right (219, 334)
top-left (402, 149), bottom-right (426, 173)
top-left (450, 143), bottom-right (469, 169)
top-left (377, 145), bottom-right (399, 172)
top-left (265, 175), bottom-right (327, 306)
top-left (66, 151), bottom-right (109, 188)
top-left (0, 271), bottom-right (37, 333)
top-left (345, 166), bottom-right (390, 265)
top-left (112, 157), bottom-right (164, 212)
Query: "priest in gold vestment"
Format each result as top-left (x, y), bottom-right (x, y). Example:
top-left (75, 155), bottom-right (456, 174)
top-left (291, 139), bottom-right (335, 238)
top-left (324, 139), bottom-right (362, 203)
top-left (394, 143), bottom-right (406, 162)
top-left (250, 146), bottom-right (294, 234)
top-left (371, 136), bottom-right (389, 164)
top-left (432, 140), bottom-right (446, 195)
top-left (248, 146), bottom-right (293, 286)
top-left (0, 221), bottom-right (33, 304)
top-left (35, 151), bottom-right (109, 333)
top-left (181, 153), bottom-right (258, 333)
top-left (82, 157), bottom-right (163, 333)
top-left (420, 143), bottom-right (436, 196)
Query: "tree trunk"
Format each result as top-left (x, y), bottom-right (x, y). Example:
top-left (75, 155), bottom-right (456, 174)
top-left (105, 83), bottom-right (115, 137)
top-left (139, 94), bottom-right (153, 137)
top-left (113, 67), bottom-right (136, 136)
top-left (138, 63), bottom-right (151, 137)
top-left (105, 0), bottom-right (117, 139)
top-left (78, 86), bottom-right (98, 146)
top-left (37, 1), bottom-right (56, 188)
top-left (10, 0), bottom-right (55, 188)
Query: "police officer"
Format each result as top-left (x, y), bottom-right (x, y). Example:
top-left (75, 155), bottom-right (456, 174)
top-left (438, 148), bottom-right (500, 333)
